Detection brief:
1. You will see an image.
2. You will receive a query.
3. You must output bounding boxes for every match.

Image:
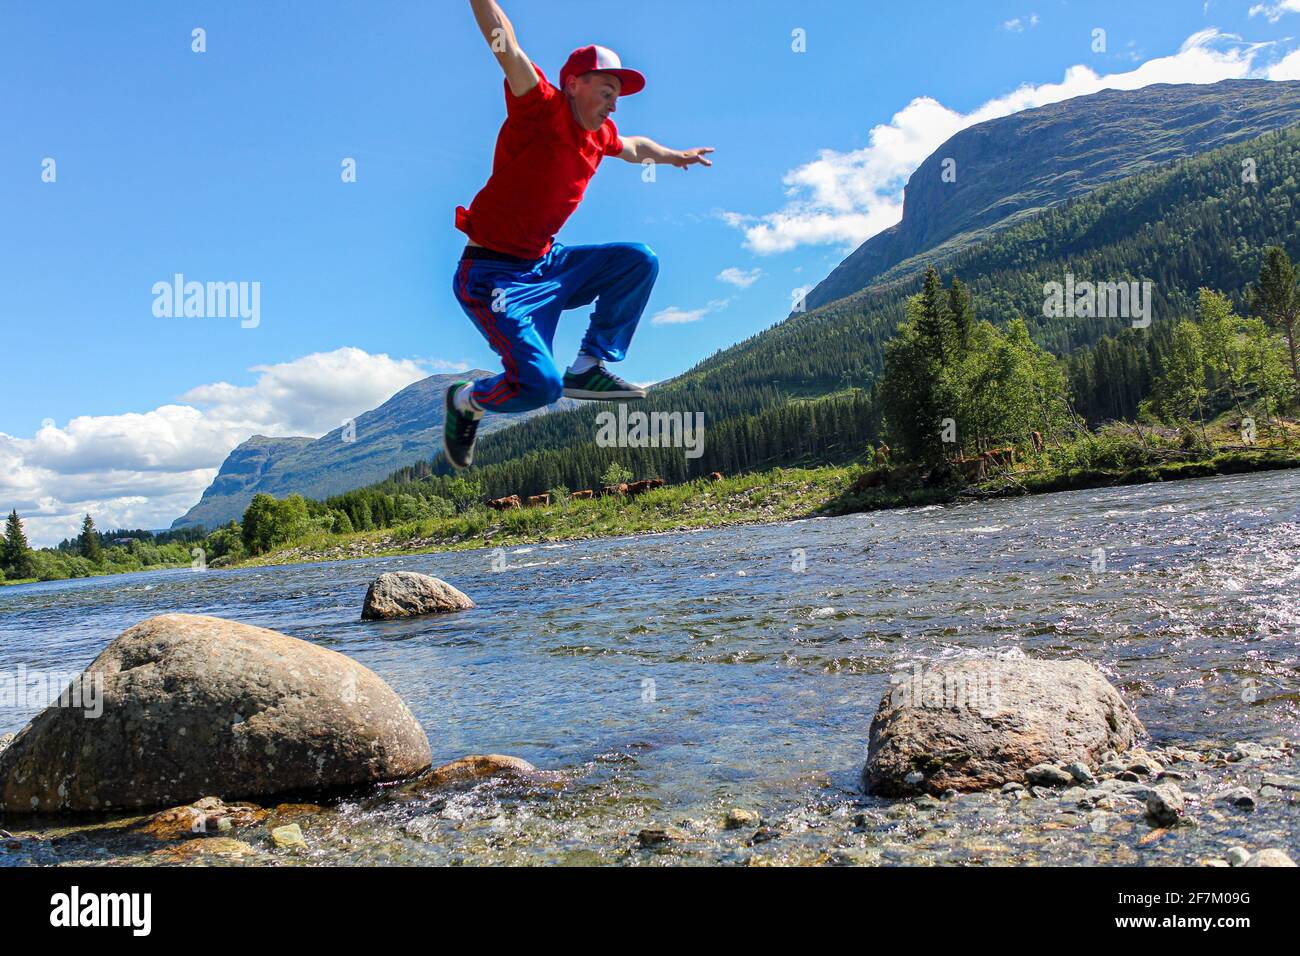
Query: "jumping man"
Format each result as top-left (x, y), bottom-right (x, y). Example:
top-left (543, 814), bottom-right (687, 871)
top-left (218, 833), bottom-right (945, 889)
top-left (444, 0), bottom-right (714, 469)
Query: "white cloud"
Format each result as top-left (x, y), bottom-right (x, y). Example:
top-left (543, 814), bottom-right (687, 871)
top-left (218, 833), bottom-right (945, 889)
top-left (1, 348), bottom-right (433, 545)
top-left (1002, 14), bottom-right (1039, 32)
top-left (1250, 1), bottom-right (1300, 23)
top-left (726, 29), bottom-right (1270, 255)
top-left (717, 267), bottom-right (765, 288)
top-left (651, 298), bottom-right (730, 326)
top-left (1268, 46), bottom-right (1300, 78)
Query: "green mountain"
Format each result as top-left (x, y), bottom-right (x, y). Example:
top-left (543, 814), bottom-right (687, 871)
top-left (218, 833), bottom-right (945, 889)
top-left (171, 372), bottom-right (575, 528)
top-left (804, 80), bottom-right (1300, 311)
top-left (397, 90), bottom-right (1300, 499)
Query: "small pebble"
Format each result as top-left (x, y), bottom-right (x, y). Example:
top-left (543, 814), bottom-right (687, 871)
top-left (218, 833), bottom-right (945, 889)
top-left (724, 808), bottom-right (759, 830)
top-left (1145, 783), bottom-right (1184, 827)
top-left (1216, 787), bottom-right (1257, 810)
top-left (1025, 764), bottom-right (1075, 787)
top-left (1242, 848), bottom-right (1296, 867)
top-left (1065, 762), bottom-right (1096, 785)
top-left (637, 826), bottom-right (687, 847)
top-left (270, 823), bottom-right (307, 850)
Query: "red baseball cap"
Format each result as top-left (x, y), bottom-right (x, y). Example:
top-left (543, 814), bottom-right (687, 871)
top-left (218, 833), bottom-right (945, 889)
top-left (559, 45), bottom-right (646, 96)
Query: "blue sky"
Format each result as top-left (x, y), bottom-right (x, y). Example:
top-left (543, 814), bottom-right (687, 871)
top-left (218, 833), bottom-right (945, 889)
top-left (5, 0), bottom-right (1300, 543)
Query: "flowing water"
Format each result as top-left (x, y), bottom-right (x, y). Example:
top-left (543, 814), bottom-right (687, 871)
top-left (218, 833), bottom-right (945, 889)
top-left (2, 470), bottom-right (1299, 866)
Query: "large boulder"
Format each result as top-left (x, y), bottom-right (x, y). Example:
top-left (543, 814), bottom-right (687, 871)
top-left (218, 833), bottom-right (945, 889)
top-left (0, 614), bottom-right (431, 813)
top-left (361, 572), bottom-right (475, 621)
top-left (863, 657), bottom-right (1144, 796)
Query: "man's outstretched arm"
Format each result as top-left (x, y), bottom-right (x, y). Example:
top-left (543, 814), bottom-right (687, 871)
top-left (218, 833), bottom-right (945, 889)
top-left (468, 0), bottom-right (538, 98)
top-left (619, 137), bottom-right (715, 169)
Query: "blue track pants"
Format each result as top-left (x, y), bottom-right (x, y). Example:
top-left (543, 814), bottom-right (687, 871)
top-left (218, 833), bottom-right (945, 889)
top-left (452, 241), bottom-right (659, 413)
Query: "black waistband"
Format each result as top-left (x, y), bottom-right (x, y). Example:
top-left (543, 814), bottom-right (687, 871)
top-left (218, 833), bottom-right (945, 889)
top-left (460, 244), bottom-right (538, 267)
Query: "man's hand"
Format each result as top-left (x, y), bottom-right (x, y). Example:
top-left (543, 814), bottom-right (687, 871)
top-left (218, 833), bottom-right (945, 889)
top-left (469, 0), bottom-right (538, 98)
top-left (620, 137), bottom-right (715, 169)
top-left (667, 147), bottom-right (715, 169)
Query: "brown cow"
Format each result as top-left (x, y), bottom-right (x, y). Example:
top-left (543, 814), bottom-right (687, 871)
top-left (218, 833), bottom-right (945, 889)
top-left (955, 456), bottom-right (986, 482)
top-left (486, 495), bottom-right (521, 511)
top-left (571, 489), bottom-right (594, 500)
top-left (983, 446), bottom-right (1015, 470)
top-left (601, 483), bottom-right (629, 497)
top-left (626, 478), bottom-right (665, 498)
top-left (707, 471), bottom-right (723, 482)
top-left (850, 469), bottom-right (886, 494)
top-left (525, 493), bottom-right (551, 508)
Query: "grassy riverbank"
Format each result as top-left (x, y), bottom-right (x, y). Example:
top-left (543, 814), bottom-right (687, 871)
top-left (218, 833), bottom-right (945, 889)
top-left (6, 425), bottom-right (1295, 585)
top-left (233, 425), bottom-right (1300, 570)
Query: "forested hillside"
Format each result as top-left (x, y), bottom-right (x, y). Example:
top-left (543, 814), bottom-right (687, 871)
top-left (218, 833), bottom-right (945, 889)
top-left (385, 124), bottom-right (1300, 498)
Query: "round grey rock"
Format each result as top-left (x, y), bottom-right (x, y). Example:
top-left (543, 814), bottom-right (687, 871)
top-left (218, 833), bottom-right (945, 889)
top-left (863, 658), bottom-right (1144, 796)
top-left (0, 614), bottom-right (432, 812)
top-left (361, 572), bottom-right (475, 621)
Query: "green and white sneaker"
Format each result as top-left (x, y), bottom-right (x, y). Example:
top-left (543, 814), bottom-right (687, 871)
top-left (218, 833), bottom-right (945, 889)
top-left (443, 381), bottom-right (482, 470)
top-left (562, 361), bottom-right (646, 401)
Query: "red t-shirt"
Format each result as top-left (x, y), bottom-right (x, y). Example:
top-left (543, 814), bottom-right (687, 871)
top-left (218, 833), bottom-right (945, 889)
top-left (455, 65), bottom-right (624, 259)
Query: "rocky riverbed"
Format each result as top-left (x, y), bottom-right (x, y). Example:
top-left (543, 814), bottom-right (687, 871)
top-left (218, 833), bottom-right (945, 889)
top-left (3, 469), bottom-right (1298, 866)
top-left (1, 734), bottom-right (1296, 866)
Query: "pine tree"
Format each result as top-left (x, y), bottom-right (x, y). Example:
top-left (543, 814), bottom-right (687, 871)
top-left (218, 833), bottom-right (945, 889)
top-left (948, 276), bottom-right (974, 350)
top-left (2, 510), bottom-right (36, 580)
top-left (915, 266), bottom-right (954, 364)
top-left (79, 513), bottom-right (103, 565)
top-left (1250, 247), bottom-right (1300, 389)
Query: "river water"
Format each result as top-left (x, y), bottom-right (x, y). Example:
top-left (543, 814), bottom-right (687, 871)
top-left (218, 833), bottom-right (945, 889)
top-left (2, 470), bottom-right (1298, 866)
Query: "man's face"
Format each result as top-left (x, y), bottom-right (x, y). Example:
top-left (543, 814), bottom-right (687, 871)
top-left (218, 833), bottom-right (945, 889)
top-left (567, 72), bottom-right (621, 131)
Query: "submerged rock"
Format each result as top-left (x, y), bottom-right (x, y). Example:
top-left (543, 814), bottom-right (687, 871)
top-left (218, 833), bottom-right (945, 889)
top-left (361, 572), bottom-right (475, 621)
top-left (135, 796), bottom-right (268, 840)
top-left (863, 658), bottom-right (1144, 796)
top-left (724, 808), bottom-right (760, 830)
top-left (151, 837), bottom-right (260, 863)
top-left (0, 613), bottom-right (431, 812)
top-left (1216, 787), bottom-right (1257, 810)
top-left (271, 823), bottom-right (307, 850)
top-left (638, 826), bottom-right (687, 847)
top-left (414, 754), bottom-right (540, 789)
